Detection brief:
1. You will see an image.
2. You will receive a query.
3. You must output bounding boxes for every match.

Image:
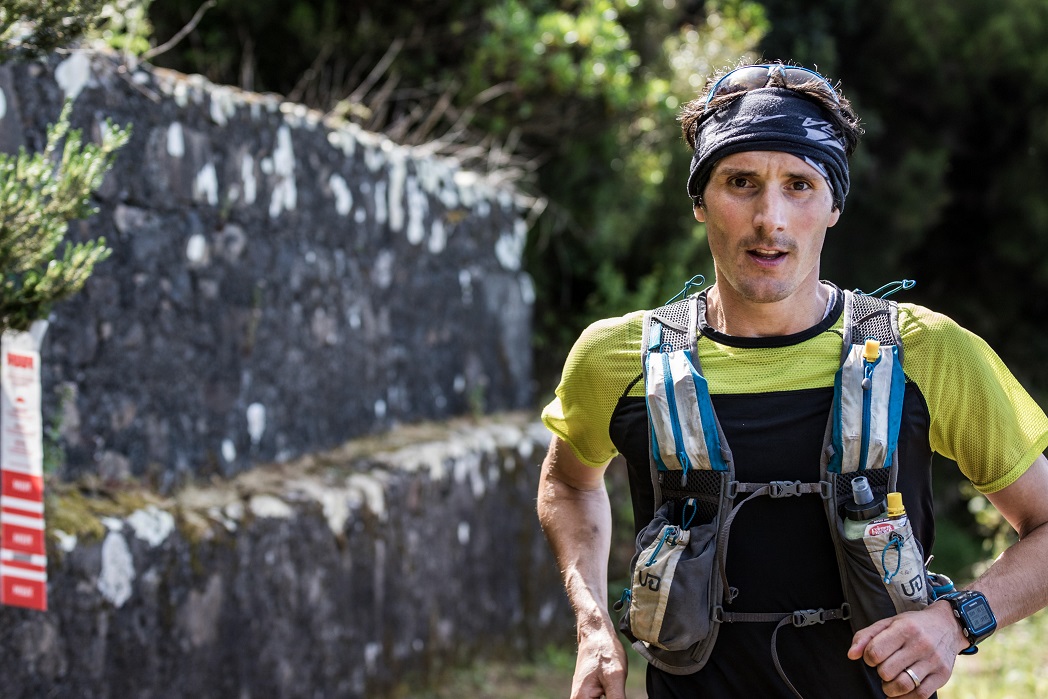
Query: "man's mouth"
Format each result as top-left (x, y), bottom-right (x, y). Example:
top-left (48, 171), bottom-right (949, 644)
top-left (748, 248), bottom-right (787, 261)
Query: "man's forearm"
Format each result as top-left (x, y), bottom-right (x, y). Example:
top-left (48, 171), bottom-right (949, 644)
top-left (978, 454), bottom-right (1048, 629)
top-left (538, 463), bottom-right (615, 631)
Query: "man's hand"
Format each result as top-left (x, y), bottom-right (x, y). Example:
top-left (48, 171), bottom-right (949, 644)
top-left (571, 624), bottom-right (629, 699)
top-left (847, 601), bottom-right (968, 698)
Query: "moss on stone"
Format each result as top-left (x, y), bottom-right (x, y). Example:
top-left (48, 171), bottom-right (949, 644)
top-left (45, 480), bottom-right (163, 544)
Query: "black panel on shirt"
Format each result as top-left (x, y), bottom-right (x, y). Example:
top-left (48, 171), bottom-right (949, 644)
top-left (607, 379), bottom-right (934, 699)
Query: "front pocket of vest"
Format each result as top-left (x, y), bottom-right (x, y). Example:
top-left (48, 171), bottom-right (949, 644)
top-left (861, 518), bottom-right (929, 613)
top-left (628, 520), bottom-right (718, 651)
top-left (836, 517), bottom-right (929, 628)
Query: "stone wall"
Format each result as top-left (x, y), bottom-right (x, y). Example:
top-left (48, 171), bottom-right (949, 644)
top-left (0, 416), bottom-right (573, 698)
top-left (0, 50), bottom-right (534, 485)
top-left (0, 52), bottom-right (570, 698)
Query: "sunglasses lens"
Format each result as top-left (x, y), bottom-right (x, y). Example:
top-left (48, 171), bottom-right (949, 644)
top-left (706, 65), bottom-right (839, 105)
top-left (709, 66), bottom-right (773, 101)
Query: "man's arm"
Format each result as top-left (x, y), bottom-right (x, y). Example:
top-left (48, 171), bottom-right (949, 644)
top-left (849, 452), bottom-right (1048, 698)
top-left (537, 436), bottom-right (628, 699)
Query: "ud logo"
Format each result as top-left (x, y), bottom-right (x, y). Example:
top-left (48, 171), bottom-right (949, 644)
top-left (902, 574), bottom-right (924, 598)
top-left (639, 571), bottom-right (661, 591)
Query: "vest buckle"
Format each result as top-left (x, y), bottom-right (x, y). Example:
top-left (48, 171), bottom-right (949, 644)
top-left (769, 480), bottom-right (803, 498)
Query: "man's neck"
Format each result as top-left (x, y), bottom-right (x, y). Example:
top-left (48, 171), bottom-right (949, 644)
top-left (705, 282), bottom-right (833, 338)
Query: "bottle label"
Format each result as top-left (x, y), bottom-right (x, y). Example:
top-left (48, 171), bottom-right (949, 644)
top-left (861, 515), bottom-right (927, 610)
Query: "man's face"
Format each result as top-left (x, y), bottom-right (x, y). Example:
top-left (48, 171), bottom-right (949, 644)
top-left (696, 150), bottom-right (841, 306)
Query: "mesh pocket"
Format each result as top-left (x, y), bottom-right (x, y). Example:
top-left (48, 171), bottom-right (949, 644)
top-left (621, 503), bottom-right (718, 652)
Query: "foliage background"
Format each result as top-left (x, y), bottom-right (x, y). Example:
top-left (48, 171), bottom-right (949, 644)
top-left (141, 0), bottom-right (1048, 581)
top-left (143, 0), bottom-right (1048, 411)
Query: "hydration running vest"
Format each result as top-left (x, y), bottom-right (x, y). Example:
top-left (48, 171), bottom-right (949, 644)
top-left (614, 288), bottom-right (939, 697)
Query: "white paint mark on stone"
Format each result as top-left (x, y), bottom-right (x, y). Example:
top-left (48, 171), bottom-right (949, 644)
top-left (98, 531), bottom-right (135, 608)
top-left (166, 122), bottom-right (184, 158)
top-left (249, 494), bottom-right (294, 519)
top-left (457, 521), bottom-right (470, 545)
top-left (453, 375), bottom-right (466, 393)
top-left (241, 154), bottom-right (257, 205)
top-left (495, 218), bottom-right (528, 271)
top-left (374, 399), bottom-right (387, 419)
top-left (53, 529), bottom-right (77, 553)
top-left (209, 86), bottom-right (235, 126)
top-left (404, 175), bottom-right (427, 245)
top-left (127, 505), bottom-right (175, 547)
top-left (520, 274), bottom-right (536, 305)
top-left (185, 233), bottom-right (209, 266)
top-left (246, 403), bottom-right (266, 444)
top-left (322, 492), bottom-right (349, 536)
top-left (364, 642), bottom-right (382, 675)
top-left (364, 146), bottom-right (385, 173)
top-left (354, 207), bottom-right (367, 224)
top-left (0, 89), bottom-right (7, 120)
top-left (428, 218), bottom-right (446, 254)
top-left (269, 126), bottom-right (297, 218)
top-left (347, 473), bottom-right (387, 520)
top-left (221, 439), bottom-right (236, 463)
top-left (388, 150), bottom-right (407, 233)
top-left (55, 52), bottom-right (91, 101)
top-left (329, 173), bottom-right (352, 216)
top-left (224, 501), bottom-right (244, 524)
top-left (173, 80), bottom-right (189, 108)
top-left (193, 163), bottom-right (219, 206)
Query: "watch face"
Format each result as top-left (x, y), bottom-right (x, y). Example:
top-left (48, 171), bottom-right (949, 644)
top-left (962, 598), bottom-right (996, 633)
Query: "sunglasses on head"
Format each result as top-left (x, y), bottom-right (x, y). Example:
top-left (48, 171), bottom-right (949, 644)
top-left (703, 64), bottom-right (840, 106)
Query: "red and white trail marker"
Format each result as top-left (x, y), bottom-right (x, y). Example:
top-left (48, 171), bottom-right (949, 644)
top-left (1, 321), bottom-right (48, 611)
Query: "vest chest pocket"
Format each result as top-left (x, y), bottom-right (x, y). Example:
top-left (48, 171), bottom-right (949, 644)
top-left (645, 348), bottom-right (727, 476)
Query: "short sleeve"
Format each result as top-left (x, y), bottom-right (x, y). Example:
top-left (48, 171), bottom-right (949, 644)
top-left (540, 311), bottom-right (645, 467)
top-left (900, 304), bottom-right (1048, 493)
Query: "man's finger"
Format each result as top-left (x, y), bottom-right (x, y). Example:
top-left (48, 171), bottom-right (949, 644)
top-left (847, 617), bottom-right (894, 661)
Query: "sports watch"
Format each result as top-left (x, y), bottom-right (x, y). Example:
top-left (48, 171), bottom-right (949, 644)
top-left (940, 590), bottom-right (997, 654)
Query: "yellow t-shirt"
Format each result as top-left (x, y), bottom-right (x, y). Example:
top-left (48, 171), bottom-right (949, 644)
top-left (542, 299), bottom-right (1048, 493)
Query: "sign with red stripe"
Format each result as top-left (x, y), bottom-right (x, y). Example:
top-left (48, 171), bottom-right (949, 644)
top-left (1, 323), bottom-right (48, 611)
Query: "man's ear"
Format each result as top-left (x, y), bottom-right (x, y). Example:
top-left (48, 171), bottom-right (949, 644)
top-left (694, 204), bottom-right (706, 223)
top-left (828, 207), bottom-right (841, 228)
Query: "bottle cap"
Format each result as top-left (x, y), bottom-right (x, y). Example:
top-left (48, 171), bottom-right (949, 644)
top-left (886, 491), bottom-right (905, 518)
top-left (863, 339), bottom-right (880, 362)
top-left (851, 476), bottom-right (873, 505)
top-left (843, 477), bottom-right (886, 521)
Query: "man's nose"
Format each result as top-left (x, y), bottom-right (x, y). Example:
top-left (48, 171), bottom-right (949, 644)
top-left (753, 189), bottom-right (788, 233)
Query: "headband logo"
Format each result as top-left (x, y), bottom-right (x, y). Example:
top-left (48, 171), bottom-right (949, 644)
top-left (802, 118), bottom-right (844, 151)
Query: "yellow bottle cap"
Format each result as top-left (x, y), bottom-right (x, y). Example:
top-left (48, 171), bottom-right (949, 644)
top-left (863, 339), bottom-right (881, 362)
top-left (886, 492), bottom-right (905, 518)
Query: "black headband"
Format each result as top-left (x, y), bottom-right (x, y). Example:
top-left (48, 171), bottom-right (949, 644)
top-left (687, 88), bottom-right (850, 211)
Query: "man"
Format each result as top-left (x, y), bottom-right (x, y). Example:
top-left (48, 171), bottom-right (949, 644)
top-left (537, 62), bottom-right (1048, 699)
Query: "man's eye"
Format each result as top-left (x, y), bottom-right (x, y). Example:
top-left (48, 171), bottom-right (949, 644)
top-left (790, 181), bottom-right (813, 191)
top-left (730, 177), bottom-right (750, 188)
